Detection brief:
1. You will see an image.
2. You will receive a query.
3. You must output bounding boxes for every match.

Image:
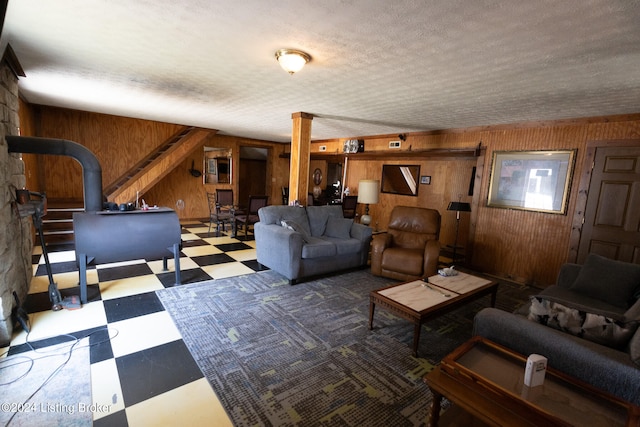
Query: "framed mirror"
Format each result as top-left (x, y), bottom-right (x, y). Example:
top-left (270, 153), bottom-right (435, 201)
top-left (381, 164), bottom-right (420, 196)
top-left (204, 147), bottom-right (232, 184)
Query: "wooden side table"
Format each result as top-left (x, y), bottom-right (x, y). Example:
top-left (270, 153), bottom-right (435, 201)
top-left (424, 337), bottom-right (639, 426)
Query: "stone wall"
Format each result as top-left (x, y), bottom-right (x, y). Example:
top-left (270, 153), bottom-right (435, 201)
top-left (0, 59), bottom-right (32, 345)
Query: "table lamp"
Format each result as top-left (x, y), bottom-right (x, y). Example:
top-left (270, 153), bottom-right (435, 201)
top-left (357, 180), bottom-right (379, 226)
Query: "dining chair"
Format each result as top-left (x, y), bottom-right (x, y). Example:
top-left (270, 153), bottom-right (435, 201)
top-left (207, 189), bottom-right (235, 236)
top-left (235, 195), bottom-right (269, 239)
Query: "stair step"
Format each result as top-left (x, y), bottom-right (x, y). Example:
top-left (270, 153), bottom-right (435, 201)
top-left (43, 230), bottom-right (73, 239)
top-left (40, 233), bottom-right (74, 245)
top-left (42, 224), bottom-right (74, 232)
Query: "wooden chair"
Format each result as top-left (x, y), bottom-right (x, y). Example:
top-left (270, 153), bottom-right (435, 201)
top-left (235, 195), bottom-right (269, 239)
top-left (341, 195), bottom-right (358, 218)
top-left (207, 189), bottom-right (235, 236)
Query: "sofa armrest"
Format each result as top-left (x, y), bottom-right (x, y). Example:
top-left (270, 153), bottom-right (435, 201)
top-left (556, 263), bottom-right (581, 289)
top-left (349, 222), bottom-right (373, 242)
top-left (255, 222), bottom-right (304, 280)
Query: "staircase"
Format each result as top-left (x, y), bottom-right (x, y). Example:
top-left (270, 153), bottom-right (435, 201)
top-left (39, 199), bottom-right (84, 245)
top-left (105, 127), bottom-right (215, 204)
top-left (37, 127), bottom-right (217, 244)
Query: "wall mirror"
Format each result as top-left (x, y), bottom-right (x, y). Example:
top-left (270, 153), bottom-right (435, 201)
top-left (381, 164), bottom-right (420, 196)
top-left (204, 147), bottom-right (232, 184)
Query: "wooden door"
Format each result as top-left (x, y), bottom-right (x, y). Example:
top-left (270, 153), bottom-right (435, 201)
top-left (238, 158), bottom-right (267, 209)
top-left (577, 144), bottom-right (640, 264)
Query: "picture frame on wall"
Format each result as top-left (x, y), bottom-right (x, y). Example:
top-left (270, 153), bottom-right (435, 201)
top-left (207, 158), bottom-right (217, 175)
top-left (487, 149), bottom-right (576, 214)
top-left (420, 176), bottom-right (431, 185)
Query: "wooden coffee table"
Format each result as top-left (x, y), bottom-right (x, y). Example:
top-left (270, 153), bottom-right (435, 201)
top-left (424, 337), bottom-right (640, 426)
top-left (368, 271), bottom-right (498, 357)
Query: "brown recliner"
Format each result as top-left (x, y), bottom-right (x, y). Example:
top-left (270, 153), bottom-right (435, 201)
top-left (371, 206), bottom-right (441, 281)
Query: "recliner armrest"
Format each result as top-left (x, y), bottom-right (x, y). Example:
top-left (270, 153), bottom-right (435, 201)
top-left (371, 233), bottom-right (392, 276)
top-left (422, 239), bottom-right (441, 278)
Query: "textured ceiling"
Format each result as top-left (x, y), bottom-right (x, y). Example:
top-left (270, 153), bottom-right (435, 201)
top-left (2, 0), bottom-right (640, 143)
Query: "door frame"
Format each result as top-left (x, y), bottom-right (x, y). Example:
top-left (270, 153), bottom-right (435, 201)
top-left (568, 139), bottom-right (640, 263)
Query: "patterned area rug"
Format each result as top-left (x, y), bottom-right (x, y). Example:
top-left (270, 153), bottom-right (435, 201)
top-left (157, 269), bottom-right (532, 426)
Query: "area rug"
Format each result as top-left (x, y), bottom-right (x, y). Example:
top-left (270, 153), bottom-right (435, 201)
top-left (157, 269), bottom-right (532, 426)
top-left (0, 338), bottom-right (92, 426)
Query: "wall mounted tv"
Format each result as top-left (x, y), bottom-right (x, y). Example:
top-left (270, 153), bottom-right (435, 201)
top-left (381, 164), bottom-right (420, 196)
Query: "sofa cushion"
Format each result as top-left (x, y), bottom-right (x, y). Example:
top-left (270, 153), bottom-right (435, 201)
top-left (321, 236), bottom-right (361, 255)
top-left (259, 205), bottom-right (312, 236)
top-left (301, 237), bottom-right (337, 259)
top-left (528, 296), bottom-right (639, 350)
top-left (281, 219), bottom-right (311, 242)
top-left (538, 286), bottom-right (628, 319)
top-left (324, 218), bottom-right (353, 239)
top-left (381, 247), bottom-right (424, 276)
top-left (570, 253), bottom-right (640, 309)
top-left (306, 205), bottom-right (344, 237)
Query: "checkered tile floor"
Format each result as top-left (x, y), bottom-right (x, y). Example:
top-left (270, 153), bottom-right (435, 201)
top-left (3, 221), bottom-right (263, 426)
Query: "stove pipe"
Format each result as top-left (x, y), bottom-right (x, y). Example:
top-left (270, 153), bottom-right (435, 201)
top-left (6, 136), bottom-right (103, 212)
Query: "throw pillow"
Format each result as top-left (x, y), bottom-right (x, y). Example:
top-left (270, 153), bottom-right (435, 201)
top-left (570, 253), bottom-right (640, 309)
top-left (528, 296), bottom-right (639, 350)
top-left (324, 218), bottom-right (353, 239)
top-left (281, 220), bottom-right (311, 242)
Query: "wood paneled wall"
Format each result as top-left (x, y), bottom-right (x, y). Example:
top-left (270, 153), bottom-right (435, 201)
top-left (18, 102), bottom-right (640, 287)
top-left (313, 114), bottom-right (640, 287)
top-left (17, 98), bottom-right (41, 192)
top-left (143, 135), bottom-right (289, 219)
top-left (27, 106), bottom-right (185, 200)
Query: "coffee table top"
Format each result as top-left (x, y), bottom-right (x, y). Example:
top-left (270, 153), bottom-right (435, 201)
top-left (374, 271), bottom-right (496, 312)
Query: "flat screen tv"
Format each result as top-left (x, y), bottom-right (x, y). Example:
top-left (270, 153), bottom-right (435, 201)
top-left (381, 164), bottom-right (420, 196)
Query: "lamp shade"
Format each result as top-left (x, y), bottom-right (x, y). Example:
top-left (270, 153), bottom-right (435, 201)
top-left (357, 180), bottom-right (379, 204)
top-left (447, 201), bottom-right (471, 212)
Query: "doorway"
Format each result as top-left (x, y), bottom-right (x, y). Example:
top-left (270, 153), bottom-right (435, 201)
top-left (238, 146), bottom-right (269, 209)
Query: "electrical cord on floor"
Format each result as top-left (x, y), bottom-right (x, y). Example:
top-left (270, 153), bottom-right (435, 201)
top-left (0, 320), bottom-right (120, 427)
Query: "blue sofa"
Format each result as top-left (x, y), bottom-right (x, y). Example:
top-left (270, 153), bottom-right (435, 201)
top-left (254, 205), bottom-right (372, 284)
top-left (473, 255), bottom-right (640, 405)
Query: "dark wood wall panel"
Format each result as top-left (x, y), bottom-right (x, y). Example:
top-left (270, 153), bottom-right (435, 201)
top-left (33, 106), bottom-right (184, 200)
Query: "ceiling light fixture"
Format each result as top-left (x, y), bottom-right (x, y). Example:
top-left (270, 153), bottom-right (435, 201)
top-left (275, 48), bottom-right (311, 75)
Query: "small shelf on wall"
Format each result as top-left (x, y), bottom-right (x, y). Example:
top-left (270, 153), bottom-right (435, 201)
top-left (279, 144), bottom-right (483, 161)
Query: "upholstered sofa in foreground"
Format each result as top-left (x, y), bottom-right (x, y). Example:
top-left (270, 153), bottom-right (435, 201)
top-left (255, 205), bottom-right (372, 284)
top-left (473, 254), bottom-right (640, 405)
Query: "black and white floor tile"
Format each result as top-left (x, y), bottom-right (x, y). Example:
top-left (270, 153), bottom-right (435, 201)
top-left (2, 221), bottom-right (262, 426)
